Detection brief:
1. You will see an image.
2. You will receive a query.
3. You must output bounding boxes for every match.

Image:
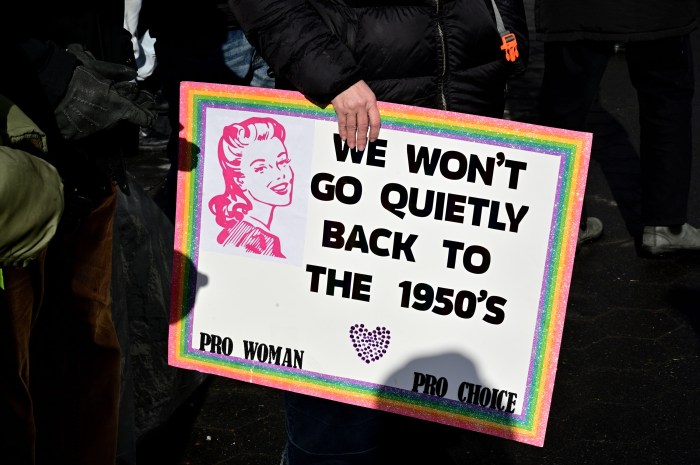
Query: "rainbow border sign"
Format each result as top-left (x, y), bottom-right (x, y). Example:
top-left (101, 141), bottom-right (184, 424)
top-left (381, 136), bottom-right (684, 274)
top-left (168, 82), bottom-right (591, 447)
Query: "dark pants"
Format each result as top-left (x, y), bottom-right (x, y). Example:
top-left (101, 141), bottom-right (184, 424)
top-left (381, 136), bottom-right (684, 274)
top-left (283, 392), bottom-right (384, 465)
top-left (540, 36), bottom-right (695, 226)
top-left (282, 391), bottom-right (460, 465)
top-left (0, 187), bottom-right (121, 465)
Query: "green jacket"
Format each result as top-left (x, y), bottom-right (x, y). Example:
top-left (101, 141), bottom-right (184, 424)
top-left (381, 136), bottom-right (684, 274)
top-left (0, 94), bottom-right (64, 268)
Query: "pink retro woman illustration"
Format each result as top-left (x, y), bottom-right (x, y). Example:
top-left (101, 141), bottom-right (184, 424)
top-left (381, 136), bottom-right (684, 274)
top-left (209, 117), bottom-right (294, 258)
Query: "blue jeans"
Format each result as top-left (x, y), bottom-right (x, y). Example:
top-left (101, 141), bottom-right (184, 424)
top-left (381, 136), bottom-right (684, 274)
top-left (221, 28), bottom-right (274, 89)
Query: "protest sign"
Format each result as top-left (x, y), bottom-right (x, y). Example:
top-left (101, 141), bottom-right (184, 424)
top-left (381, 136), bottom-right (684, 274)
top-left (168, 83), bottom-right (591, 446)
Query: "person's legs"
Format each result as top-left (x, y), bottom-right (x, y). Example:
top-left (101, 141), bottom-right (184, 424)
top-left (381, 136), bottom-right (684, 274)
top-left (282, 392), bottom-right (383, 465)
top-left (627, 35), bottom-right (700, 255)
top-left (32, 186), bottom-right (122, 465)
top-left (222, 28), bottom-right (274, 89)
top-left (627, 36), bottom-right (694, 226)
top-left (540, 41), bottom-right (612, 130)
top-left (251, 49), bottom-right (275, 89)
top-left (540, 40), bottom-right (612, 243)
top-left (0, 253), bottom-right (46, 465)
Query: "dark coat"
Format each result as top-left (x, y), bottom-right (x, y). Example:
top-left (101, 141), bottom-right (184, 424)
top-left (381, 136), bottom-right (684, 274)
top-left (2, 0), bottom-right (137, 192)
top-left (230, 0), bottom-right (528, 116)
top-left (3, 0), bottom-right (130, 140)
top-left (535, 0), bottom-right (698, 42)
top-left (145, 0), bottom-right (235, 48)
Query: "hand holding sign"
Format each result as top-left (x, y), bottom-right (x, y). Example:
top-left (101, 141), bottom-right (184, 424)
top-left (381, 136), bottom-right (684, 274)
top-left (330, 80), bottom-right (381, 152)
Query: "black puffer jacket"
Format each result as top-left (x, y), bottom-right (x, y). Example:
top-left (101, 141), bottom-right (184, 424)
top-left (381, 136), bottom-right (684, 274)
top-left (535, 0), bottom-right (698, 42)
top-left (230, 0), bottom-right (528, 116)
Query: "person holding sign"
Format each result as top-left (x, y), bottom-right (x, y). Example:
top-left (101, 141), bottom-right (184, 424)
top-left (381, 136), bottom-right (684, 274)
top-left (227, 1), bottom-right (529, 463)
top-left (209, 117), bottom-right (294, 257)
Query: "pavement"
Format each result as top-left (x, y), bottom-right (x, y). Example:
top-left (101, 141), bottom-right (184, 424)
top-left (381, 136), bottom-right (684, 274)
top-left (126, 21), bottom-right (700, 465)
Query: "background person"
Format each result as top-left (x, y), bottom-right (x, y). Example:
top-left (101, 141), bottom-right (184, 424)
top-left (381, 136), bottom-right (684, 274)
top-left (536, 0), bottom-right (699, 256)
top-left (0, 95), bottom-right (65, 465)
top-left (1, 0), bottom-right (155, 462)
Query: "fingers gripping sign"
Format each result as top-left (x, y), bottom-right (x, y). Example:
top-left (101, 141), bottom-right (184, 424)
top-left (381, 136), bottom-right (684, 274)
top-left (331, 80), bottom-right (381, 152)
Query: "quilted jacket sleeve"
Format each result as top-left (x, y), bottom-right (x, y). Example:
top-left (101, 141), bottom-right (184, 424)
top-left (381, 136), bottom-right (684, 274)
top-left (229, 0), bottom-right (363, 107)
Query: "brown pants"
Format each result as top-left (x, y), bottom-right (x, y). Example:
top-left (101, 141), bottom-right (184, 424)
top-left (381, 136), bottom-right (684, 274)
top-left (0, 188), bottom-right (121, 465)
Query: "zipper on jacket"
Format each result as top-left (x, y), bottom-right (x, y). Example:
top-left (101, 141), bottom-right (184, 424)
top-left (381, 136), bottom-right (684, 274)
top-left (435, 0), bottom-right (447, 110)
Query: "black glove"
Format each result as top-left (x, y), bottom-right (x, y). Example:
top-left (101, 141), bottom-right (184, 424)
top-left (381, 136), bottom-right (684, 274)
top-left (53, 45), bottom-right (155, 140)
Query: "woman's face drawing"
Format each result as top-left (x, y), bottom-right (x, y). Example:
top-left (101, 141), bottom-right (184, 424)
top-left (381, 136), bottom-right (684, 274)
top-left (238, 137), bottom-right (294, 206)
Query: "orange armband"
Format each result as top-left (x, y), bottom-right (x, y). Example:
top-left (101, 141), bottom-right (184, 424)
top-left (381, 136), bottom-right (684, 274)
top-left (500, 32), bottom-right (519, 62)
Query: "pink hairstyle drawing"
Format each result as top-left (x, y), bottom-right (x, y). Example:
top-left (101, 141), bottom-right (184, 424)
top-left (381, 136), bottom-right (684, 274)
top-left (209, 117), bottom-right (294, 258)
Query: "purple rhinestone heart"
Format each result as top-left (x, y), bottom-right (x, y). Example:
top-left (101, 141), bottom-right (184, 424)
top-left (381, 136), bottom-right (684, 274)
top-left (349, 324), bottom-right (391, 364)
